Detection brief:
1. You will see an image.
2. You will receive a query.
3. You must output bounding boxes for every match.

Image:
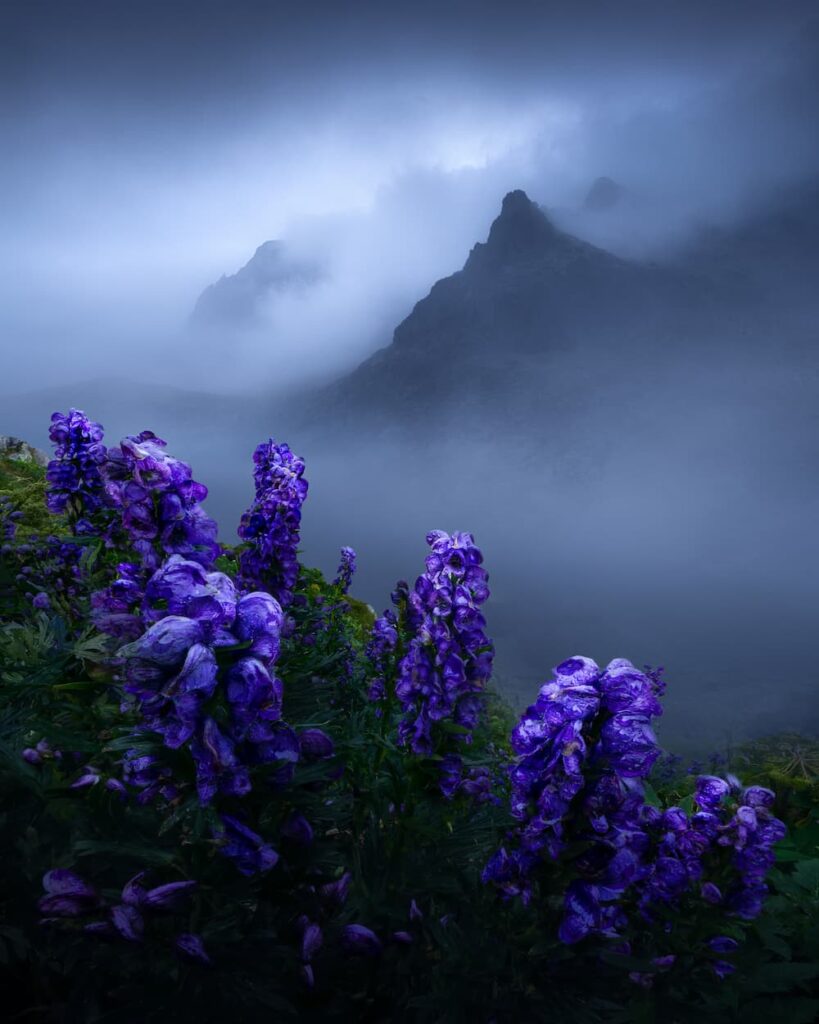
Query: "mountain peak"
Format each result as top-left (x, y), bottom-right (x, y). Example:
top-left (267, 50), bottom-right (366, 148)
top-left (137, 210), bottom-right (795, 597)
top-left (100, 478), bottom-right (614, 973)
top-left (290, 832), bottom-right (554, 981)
top-left (500, 188), bottom-right (534, 214)
top-left (466, 189), bottom-right (560, 270)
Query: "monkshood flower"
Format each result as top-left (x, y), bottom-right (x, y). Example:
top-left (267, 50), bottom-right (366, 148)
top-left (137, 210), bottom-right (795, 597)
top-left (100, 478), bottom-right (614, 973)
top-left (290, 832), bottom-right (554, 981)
top-left (708, 783), bottom-right (785, 922)
top-left (319, 872), bottom-right (352, 909)
top-left (395, 531), bottom-right (494, 792)
top-left (117, 576), bottom-right (289, 821)
top-left (213, 814), bottom-right (279, 875)
top-left (114, 561), bottom-right (292, 877)
top-left (237, 439), bottom-right (308, 606)
top-left (38, 869), bottom-right (103, 918)
top-left (333, 546), bottom-right (357, 592)
top-left (45, 409), bottom-right (109, 528)
top-left (122, 751), bottom-right (178, 805)
top-left (191, 717), bottom-right (251, 803)
top-left (341, 923), bottom-right (382, 957)
top-left (484, 656), bottom-right (664, 912)
top-left (299, 728), bottom-right (335, 760)
top-left (366, 611), bottom-right (398, 706)
top-left (175, 932), bottom-right (212, 966)
top-left (22, 738), bottom-right (62, 765)
top-left (101, 430), bottom-right (218, 570)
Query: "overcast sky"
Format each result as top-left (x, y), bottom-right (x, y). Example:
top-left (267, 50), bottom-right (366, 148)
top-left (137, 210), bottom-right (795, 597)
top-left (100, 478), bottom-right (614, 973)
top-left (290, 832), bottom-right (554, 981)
top-left (2, 1), bottom-right (818, 392)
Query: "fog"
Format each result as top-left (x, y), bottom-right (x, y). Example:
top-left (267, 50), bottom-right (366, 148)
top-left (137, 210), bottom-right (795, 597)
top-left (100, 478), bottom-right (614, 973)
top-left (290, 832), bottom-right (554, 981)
top-left (3, 2), bottom-right (819, 390)
top-left (3, 1), bottom-right (819, 752)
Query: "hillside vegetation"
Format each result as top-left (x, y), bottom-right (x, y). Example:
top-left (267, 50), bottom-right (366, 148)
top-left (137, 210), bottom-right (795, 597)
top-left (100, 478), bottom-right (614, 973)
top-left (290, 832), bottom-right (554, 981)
top-left (0, 414), bottom-right (817, 1023)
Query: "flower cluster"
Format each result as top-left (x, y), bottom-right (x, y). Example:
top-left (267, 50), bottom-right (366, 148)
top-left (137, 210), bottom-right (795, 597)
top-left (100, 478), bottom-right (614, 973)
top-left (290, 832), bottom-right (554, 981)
top-left (365, 611), bottom-right (398, 705)
top-left (695, 775), bottom-right (786, 921)
top-left (22, 738), bottom-right (62, 765)
top-left (117, 556), bottom-right (306, 873)
top-left (101, 431), bottom-right (219, 571)
top-left (482, 655), bottom-right (630, 903)
top-left (484, 657), bottom-right (665, 910)
top-left (483, 656), bottom-right (785, 977)
top-left (237, 440), bottom-right (308, 607)
top-left (38, 868), bottom-right (209, 963)
top-left (45, 409), bottom-right (109, 532)
top-left (332, 546), bottom-right (357, 593)
top-left (394, 531), bottom-right (494, 795)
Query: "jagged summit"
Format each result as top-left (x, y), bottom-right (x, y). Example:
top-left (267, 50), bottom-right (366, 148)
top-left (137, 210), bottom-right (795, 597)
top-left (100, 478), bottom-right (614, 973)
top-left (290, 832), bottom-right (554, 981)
top-left (467, 189), bottom-right (560, 269)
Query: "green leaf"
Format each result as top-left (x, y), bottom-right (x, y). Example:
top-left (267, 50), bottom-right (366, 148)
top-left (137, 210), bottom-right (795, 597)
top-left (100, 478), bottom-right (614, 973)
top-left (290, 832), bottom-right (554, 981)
top-left (73, 839), bottom-right (177, 866)
top-left (642, 780), bottom-right (662, 808)
top-left (792, 858), bottom-right (819, 895)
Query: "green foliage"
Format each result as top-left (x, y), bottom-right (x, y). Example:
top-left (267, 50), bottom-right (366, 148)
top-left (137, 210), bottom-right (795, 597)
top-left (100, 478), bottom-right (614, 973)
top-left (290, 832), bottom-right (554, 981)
top-left (0, 454), bottom-right (54, 537)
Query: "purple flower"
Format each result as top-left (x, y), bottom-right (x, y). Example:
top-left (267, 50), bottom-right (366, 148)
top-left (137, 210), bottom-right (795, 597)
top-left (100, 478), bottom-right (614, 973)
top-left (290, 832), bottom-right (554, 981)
top-left (701, 882), bottom-right (723, 904)
top-left (600, 713), bottom-right (660, 778)
top-left (396, 531), bottom-right (494, 764)
top-left (191, 718), bottom-right (251, 805)
top-left (70, 765), bottom-right (102, 789)
top-left (341, 924), bottom-right (382, 956)
top-left (281, 810), bottom-right (314, 846)
top-left (122, 616), bottom-right (204, 667)
top-left (333, 546), bottom-right (357, 592)
top-left (101, 430), bottom-right (218, 568)
top-left (695, 776), bottom-right (731, 811)
top-left (142, 881), bottom-right (198, 911)
top-left (45, 409), bottom-right (109, 527)
top-left (226, 657), bottom-right (283, 739)
top-left (439, 754), bottom-right (464, 800)
top-left (319, 872), bottom-right (351, 908)
top-left (175, 932), bottom-right (212, 966)
top-left (234, 591), bottom-right (284, 660)
top-left (558, 882), bottom-right (600, 944)
top-left (712, 960), bottom-right (736, 979)
top-left (301, 922), bottom-right (323, 962)
top-left (32, 592), bottom-right (51, 610)
top-left (23, 740), bottom-right (58, 765)
top-left (110, 903), bottom-right (144, 942)
top-left (215, 814), bottom-right (279, 876)
top-left (298, 728), bottom-right (335, 760)
top-left (708, 936), bottom-right (739, 953)
top-left (38, 869), bottom-right (102, 917)
top-left (743, 785), bottom-right (775, 809)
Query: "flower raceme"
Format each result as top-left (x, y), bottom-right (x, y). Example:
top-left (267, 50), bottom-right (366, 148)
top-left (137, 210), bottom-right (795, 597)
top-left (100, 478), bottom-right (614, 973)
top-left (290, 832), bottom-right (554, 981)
top-left (393, 530), bottom-right (494, 795)
top-left (45, 409), bottom-right (108, 532)
top-left (237, 439), bottom-right (308, 607)
top-left (333, 546), bottom-right (357, 593)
